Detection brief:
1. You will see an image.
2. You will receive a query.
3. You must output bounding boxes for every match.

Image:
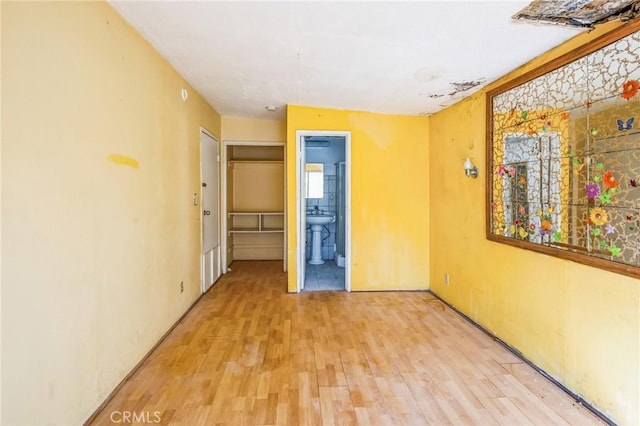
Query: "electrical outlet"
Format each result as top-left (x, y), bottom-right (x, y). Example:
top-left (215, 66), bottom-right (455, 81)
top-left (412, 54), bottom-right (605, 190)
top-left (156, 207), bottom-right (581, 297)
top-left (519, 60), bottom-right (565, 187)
top-left (444, 273), bottom-right (450, 285)
top-left (180, 281), bottom-right (184, 293)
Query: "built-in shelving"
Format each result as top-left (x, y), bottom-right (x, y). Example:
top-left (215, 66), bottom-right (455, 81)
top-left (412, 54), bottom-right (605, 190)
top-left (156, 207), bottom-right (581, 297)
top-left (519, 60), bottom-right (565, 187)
top-left (228, 160), bottom-right (284, 164)
top-left (228, 212), bottom-right (284, 234)
top-left (225, 144), bottom-right (285, 263)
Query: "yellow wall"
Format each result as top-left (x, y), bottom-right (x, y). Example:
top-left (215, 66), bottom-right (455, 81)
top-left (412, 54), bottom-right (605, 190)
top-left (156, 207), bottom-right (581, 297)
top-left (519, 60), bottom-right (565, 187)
top-left (2, 2), bottom-right (220, 424)
top-left (286, 105), bottom-right (429, 292)
top-left (429, 21), bottom-right (639, 424)
top-left (3, 2), bottom-right (637, 424)
top-left (0, 3), bottom-right (3, 422)
top-left (221, 116), bottom-right (286, 142)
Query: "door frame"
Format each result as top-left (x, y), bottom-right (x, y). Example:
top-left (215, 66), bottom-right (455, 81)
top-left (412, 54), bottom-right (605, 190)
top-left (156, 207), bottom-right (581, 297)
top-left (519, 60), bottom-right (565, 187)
top-left (295, 130), bottom-right (351, 293)
top-left (220, 141), bottom-right (287, 273)
top-left (200, 127), bottom-right (221, 293)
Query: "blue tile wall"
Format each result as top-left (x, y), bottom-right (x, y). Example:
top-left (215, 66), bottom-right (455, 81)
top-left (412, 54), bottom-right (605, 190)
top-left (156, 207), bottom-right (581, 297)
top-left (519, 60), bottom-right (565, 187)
top-left (306, 174), bottom-right (337, 260)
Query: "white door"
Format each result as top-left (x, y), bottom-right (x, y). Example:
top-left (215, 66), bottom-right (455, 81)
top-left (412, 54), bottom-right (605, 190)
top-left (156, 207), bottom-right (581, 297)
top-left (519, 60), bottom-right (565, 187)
top-left (201, 130), bottom-right (220, 292)
top-left (297, 135), bottom-right (306, 291)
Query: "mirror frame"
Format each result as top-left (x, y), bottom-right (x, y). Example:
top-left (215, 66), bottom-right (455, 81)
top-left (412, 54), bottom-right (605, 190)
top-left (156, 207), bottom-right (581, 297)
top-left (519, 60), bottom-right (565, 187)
top-left (485, 19), bottom-right (640, 279)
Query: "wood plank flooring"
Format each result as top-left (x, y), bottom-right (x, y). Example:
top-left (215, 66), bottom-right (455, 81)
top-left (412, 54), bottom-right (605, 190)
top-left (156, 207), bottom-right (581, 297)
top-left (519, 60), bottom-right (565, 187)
top-left (88, 260), bottom-right (603, 425)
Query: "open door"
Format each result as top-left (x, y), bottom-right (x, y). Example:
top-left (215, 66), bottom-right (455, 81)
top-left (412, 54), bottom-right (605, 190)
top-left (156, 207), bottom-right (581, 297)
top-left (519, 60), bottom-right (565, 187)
top-left (297, 133), bottom-right (306, 291)
top-left (201, 129), bottom-right (221, 292)
top-left (296, 130), bottom-right (351, 293)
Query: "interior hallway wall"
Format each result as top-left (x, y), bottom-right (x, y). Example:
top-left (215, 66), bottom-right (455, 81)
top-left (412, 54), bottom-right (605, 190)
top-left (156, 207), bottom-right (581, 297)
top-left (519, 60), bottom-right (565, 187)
top-left (286, 105), bottom-right (430, 291)
top-left (221, 116), bottom-right (286, 142)
top-left (2, 2), bottom-right (221, 424)
top-left (429, 20), bottom-right (639, 425)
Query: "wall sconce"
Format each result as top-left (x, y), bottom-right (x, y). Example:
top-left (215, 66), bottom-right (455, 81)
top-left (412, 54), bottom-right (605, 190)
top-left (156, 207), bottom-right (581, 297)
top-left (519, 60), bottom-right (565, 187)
top-left (463, 157), bottom-right (478, 178)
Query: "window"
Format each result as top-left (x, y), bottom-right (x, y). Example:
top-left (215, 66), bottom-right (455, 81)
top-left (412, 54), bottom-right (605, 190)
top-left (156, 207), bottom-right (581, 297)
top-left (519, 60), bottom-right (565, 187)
top-left (487, 22), bottom-right (640, 278)
top-left (305, 163), bottom-right (324, 198)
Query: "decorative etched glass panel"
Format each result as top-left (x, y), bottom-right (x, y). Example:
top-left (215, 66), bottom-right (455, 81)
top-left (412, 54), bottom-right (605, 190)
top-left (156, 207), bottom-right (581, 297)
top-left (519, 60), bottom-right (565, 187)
top-left (488, 24), bottom-right (640, 278)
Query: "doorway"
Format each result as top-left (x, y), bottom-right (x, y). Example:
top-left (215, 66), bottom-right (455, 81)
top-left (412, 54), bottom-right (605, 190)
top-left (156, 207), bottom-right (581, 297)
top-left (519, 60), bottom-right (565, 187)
top-left (221, 142), bottom-right (286, 273)
top-left (200, 129), bottom-right (221, 293)
top-left (296, 131), bottom-right (351, 292)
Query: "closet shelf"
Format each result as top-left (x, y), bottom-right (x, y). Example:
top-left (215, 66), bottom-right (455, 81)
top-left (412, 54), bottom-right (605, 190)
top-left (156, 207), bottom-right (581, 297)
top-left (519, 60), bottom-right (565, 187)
top-left (226, 144), bottom-right (285, 262)
top-left (228, 211), bottom-right (285, 234)
top-left (228, 160), bottom-right (284, 164)
top-left (229, 211), bottom-right (284, 215)
top-left (230, 229), bottom-right (284, 234)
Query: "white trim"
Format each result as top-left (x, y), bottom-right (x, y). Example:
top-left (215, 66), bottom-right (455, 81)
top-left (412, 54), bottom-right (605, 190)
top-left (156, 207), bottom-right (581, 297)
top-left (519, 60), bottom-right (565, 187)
top-left (295, 132), bottom-right (304, 292)
top-left (345, 134), bottom-right (351, 293)
top-left (200, 127), bottom-right (216, 140)
top-left (283, 148), bottom-right (288, 272)
top-left (221, 140), bottom-right (287, 273)
top-left (295, 130), bottom-right (351, 293)
top-left (220, 140), bottom-right (228, 273)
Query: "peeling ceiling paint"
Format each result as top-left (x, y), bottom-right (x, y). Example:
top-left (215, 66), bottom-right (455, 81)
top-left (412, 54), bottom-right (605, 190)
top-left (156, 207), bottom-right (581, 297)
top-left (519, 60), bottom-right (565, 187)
top-left (449, 79), bottom-right (486, 96)
top-left (425, 79), bottom-right (486, 99)
top-left (513, 0), bottom-right (640, 28)
top-left (110, 1), bottom-right (587, 119)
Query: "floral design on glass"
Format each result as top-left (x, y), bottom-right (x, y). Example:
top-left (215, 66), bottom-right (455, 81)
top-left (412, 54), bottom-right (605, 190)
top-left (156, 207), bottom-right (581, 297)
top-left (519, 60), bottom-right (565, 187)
top-left (621, 79), bottom-right (639, 100)
top-left (584, 167), bottom-right (622, 257)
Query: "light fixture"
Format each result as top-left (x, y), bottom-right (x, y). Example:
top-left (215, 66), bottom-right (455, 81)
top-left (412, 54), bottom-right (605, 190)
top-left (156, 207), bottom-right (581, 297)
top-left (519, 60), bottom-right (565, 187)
top-left (463, 157), bottom-right (478, 178)
top-left (265, 105), bottom-right (277, 112)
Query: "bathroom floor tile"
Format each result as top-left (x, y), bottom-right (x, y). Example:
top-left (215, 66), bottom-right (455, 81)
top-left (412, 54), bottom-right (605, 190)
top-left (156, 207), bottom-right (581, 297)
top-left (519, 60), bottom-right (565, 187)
top-left (303, 260), bottom-right (345, 291)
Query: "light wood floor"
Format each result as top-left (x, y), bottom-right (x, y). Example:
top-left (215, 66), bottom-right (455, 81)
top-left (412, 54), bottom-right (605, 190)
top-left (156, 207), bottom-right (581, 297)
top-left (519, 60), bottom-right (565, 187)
top-left (89, 260), bottom-right (603, 425)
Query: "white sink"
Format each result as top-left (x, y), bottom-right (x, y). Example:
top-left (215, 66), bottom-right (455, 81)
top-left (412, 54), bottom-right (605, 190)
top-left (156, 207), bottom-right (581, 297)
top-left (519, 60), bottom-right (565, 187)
top-left (306, 214), bottom-right (335, 225)
top-left (306, 213), bottom-right (335, 265)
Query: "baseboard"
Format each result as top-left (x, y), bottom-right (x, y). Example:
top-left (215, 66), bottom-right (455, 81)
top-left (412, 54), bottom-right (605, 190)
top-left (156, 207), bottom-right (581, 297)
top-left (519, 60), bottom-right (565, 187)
top-left (83, 288), bottom-right (211, 425)
top-left (427, 290), bottom-right (616, 426)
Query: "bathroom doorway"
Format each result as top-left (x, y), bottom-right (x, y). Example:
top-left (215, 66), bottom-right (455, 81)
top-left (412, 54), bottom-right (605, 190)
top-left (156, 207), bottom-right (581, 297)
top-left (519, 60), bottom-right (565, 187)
top-left (296, 131), bottom-right (351, 292)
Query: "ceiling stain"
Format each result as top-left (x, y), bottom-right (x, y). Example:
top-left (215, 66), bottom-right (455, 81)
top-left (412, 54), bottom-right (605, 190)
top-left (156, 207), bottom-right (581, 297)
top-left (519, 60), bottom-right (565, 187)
top-left (111, 2), bottom-right (585, 119)
top-left (426, 79), bottom-right (486, 100)
top-left (413, 68), bottom-right (441, 82)
top-left (449, 79), bottom-right (486, 96)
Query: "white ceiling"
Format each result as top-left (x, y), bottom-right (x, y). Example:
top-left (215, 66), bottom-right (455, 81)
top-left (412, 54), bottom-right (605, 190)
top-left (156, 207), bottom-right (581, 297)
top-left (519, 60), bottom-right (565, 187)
top-left (110, 1), bottom-right (585, 120)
